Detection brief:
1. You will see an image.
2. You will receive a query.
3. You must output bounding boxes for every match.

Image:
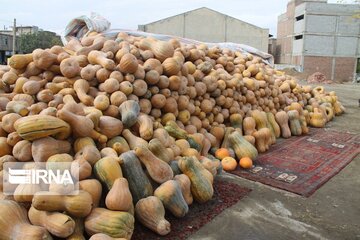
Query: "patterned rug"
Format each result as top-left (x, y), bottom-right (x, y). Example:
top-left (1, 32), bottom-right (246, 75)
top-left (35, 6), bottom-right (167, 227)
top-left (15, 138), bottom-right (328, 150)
top-left (229, 128), bottom-right (360, 197)
top-left (132, 178), bottom-right (251, 240)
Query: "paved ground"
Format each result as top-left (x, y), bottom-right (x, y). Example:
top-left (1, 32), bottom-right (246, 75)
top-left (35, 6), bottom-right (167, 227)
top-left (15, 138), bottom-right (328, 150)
top-left (190, 83), bottom-right (360, 240)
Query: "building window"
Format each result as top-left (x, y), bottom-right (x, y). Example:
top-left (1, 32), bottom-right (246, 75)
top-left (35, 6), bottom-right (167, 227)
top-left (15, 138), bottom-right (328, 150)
top-left (294, 35), bottom-right (303, 40)
top-left (295, 14), bottom-right (304, 21)
top-left (5, 38), bottom-right (8, 45)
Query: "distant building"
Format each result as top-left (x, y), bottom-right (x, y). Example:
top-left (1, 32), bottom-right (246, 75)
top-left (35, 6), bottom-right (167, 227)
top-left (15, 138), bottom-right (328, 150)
top-left (0, 26), bottom-right (58, 64)
top-left (275, 0), bottom-right (360, 82)
top-left (138, 7), bottom-right (270, 52)
top-left (0, 33), bottom-right (18, 64)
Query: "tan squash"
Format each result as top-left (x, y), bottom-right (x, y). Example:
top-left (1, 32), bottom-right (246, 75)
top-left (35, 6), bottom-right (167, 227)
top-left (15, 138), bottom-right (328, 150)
top-left (32, 137), bottom-right (71, 162)
top-left (66, 217), bottom-right (86, 240)
top-left (137, 113), bottom-right (153, 140)
top-left (154, 180), bottom-right (189, 218)
top-left (275, 111), bottom-right (291, 138)
top-left (122, 129), bottom-right (148, 149)
top-left (28, 206), bottom-right (75, 238)
top-left (134, 146), bottom-right (174, 184)
top-left (57, 108), bottom-right (107, 143)
top-left (0, 200), bottom-right (52, 240)
top-left (105, 178), bottom-right (133, 212)
top-left (173, 174), bottom-right (193, 205)
top-left (12, 140), bottom-right (32, 161)
top-left (135, 196), bottom-right (171, 236)
top-left (148, 138), bottom-right (173, 163)
top-left (32, 190), bottom-right (93, 217)
top-left (138, 38), bottom-right (174, 62)
top-left (79, 179), bottom-right (102, 208)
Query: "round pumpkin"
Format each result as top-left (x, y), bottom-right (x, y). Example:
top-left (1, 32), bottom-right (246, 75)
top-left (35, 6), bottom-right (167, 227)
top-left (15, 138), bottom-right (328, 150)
top-left (221, 157), bottom-right (237, 171)
top-left (214, 148), bottom-right (230, 160)
top-left (239, 157), bottom-right (253, 169)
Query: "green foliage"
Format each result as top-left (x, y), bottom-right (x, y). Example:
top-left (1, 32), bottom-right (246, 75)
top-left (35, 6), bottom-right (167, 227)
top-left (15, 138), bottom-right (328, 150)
top-left (18, 31), bottom-right (63, 53)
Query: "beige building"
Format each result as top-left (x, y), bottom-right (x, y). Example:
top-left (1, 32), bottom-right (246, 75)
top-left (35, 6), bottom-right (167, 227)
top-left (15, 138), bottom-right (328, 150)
top-left (275, 0), bottom-right (360, 82)
top-left (138, 7), bottom-right (269, 52)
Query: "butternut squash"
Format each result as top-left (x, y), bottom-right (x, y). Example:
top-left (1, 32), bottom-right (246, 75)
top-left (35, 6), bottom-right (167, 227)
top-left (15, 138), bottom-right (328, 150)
top-left (148, 138), bottom-right (172, 163)
top-left (154, 180), bottom-right (189, 218)
top-left (79, 179), bottom-right (102, 208)
top-left (32, 190), bottom-right (93, 217)
top-left (275, 111), bottom-right (291, 138)
top-left (119, 100), bottom-right (140, 128)
top-left (228, 131), bottom-right (258, 160)
top-left (32, 137), bottom-right (71, 162)
top-left (94, 156), bottom-right (123, 190)
top-left (287, 110), bottom-right (302, 136)
top-left (134, 146), bottom-right (174, 184)
top-left (119, 151), bottom-right (153, 202)
top-left (174, 174), bottom-right (193, 205)
top-left (178, 156), bottom-right (214, 203)
top-left (85, 208), bottom-right (134, 239)
top-left (135, 196), bottom-right (171, 236)
top-left (0, 200), bottom-right (52, 240)
top-left (14, 114), bottom-right (71, 140)
top-left (105, 178), bottom-right (133, 212)
top-left (28, 206), bottom-right (75, 238)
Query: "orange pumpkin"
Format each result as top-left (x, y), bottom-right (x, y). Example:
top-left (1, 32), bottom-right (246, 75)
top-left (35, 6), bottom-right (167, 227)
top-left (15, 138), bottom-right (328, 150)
top-left (239, 157), bottom-right (253, 169)
top-left (214, 148), bottom-right (230, 160)
top-left (221, 157), bottom-right (237, 171)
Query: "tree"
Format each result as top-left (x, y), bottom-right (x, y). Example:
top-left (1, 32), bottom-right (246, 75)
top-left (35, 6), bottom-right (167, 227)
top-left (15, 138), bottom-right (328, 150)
top-left (18, 31), bottom-right (63, 53)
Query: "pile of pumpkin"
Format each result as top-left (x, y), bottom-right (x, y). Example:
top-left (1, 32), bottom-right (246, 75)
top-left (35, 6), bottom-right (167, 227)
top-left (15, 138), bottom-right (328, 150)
top-left (0, 31), bottom-right (345, 240)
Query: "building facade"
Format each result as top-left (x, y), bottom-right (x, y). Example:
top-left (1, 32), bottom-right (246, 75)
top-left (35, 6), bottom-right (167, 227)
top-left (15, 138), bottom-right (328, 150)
top-left (276, 0), bottom-right (360, 82)
top-left (138, 7), bottom-right (269, 52)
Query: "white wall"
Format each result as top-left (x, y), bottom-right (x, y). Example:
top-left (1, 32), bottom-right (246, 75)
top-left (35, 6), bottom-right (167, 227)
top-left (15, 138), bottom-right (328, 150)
top-left (140, 8), bottom-right (269, 52)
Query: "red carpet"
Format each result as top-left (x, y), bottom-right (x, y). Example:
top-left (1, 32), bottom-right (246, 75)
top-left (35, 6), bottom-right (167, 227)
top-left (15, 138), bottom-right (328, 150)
top-left (230, 128), bottom-right (360, 197)
top-left (132, 179), bottom-right (251, 240)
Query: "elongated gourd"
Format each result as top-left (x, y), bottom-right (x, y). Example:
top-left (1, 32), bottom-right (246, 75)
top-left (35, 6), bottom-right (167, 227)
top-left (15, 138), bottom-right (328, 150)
top-left (275, 111), bottom-right (291, 138)
top-left (94, 157), bottom-right (123, 190)
top-left (32, 190), bottom-right (93, 217)
top-left (174, 174), bottom-right (193, 205)
top-left (119, 151), bottom-right (153, 203)
top-left (134, 146), bottom-right (173, 184)
top-left (14, 115), bottom-right (71, 140)
top-left (135, 196), bottom-right (171, 236)
top-left (228, 131), bottom-right (258, 160)
top-left (154, 180), bottom-right (188, 218)
top-left (266, 112), bottom-right (281, 138)
top-left (137, 113), bottom-right (153, 140)
top-left (85, 208), bottom-right (134, 239)
top-left (148, 138), bottom-right (172, 163)
top-left (28, 206), bottom-right (75, 238)
top-left (0, 200), bottom-right (52, 240)
top-left (122, 129), bottom-right (148, 149)
top-left (243, 117), bottom-right (256, 136)
top-left (287, 110), bottom-right (302, 136)
top-left (57, 108), bottom-right (107, 143)
top-left (177, 156), bottom-right (214, 203)
top-left (66, 217), bottom-right (86, 240)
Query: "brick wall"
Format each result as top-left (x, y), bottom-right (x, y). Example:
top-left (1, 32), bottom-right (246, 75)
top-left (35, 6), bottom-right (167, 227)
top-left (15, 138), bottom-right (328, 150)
top-left (334, 57), bottom-right (356, 82)
top-left (303, 56), bottom-right (332, 80)
top-left (303, 56), bottom-right (356, 82)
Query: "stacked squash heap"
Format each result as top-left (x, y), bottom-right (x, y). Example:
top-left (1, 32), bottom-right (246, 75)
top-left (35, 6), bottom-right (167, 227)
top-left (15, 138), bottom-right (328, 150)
top-left (0, 32), bottom-right (345, 239)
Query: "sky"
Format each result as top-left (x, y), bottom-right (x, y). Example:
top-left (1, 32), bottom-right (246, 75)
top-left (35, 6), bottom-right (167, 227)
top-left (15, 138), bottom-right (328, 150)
top-left (0, 0), bottom-right (352, 37)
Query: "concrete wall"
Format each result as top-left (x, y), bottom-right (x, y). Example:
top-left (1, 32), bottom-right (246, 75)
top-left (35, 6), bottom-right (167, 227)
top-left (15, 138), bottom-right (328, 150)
top-left (139, 8), bottom-right (269, 52)
top-left (276, 0), bottom-right (360, 81)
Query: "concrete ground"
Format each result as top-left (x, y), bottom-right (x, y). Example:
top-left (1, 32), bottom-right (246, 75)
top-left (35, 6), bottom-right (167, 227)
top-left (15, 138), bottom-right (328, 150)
top-left (190, 83), bottom-right (360, 240)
